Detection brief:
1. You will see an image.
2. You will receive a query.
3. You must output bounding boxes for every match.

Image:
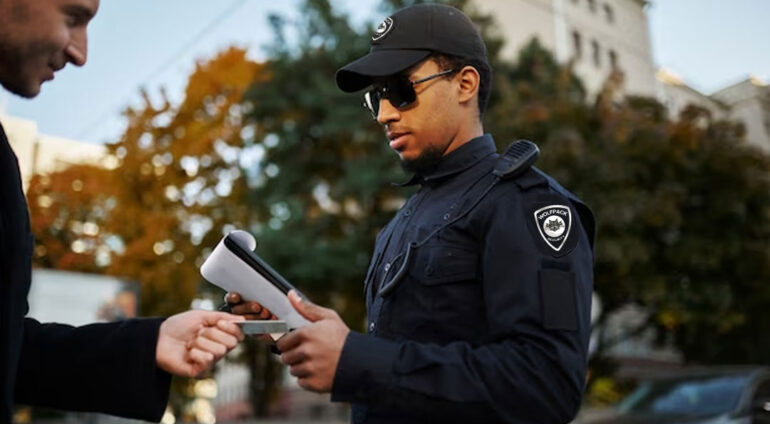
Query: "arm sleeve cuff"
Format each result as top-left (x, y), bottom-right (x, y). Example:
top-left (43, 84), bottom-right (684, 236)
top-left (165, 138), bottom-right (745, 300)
top-left (330, 331), bottom-right (400, 403)
top-left (137, 317), bottom-right (173, 421)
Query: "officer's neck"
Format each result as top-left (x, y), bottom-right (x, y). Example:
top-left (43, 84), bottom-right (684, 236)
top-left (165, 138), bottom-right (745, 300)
top-left (442, 117), bottom-right (484, 157)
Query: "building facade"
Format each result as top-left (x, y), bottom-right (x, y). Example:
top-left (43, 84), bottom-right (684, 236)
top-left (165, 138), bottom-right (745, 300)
top-left (712, 77), bottom-right (770, 151)
top-left (475, 0), bottom-right (658, 97)
top-left (474, 0), bottom-right (770, 150)
top-left (0, 113), bottom-right (106, 191)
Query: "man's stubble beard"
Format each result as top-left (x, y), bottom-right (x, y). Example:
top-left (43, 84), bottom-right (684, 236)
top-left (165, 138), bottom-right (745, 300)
top-left (399, 140), bottom-right (451, 175)
top-left (0, 35), bottom-right (52, 98)
top-left (0, 1), bottom-right (46, 98)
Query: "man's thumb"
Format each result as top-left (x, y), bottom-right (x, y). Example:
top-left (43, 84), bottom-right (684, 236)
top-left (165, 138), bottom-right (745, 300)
top-left (288, 290), bottom-right (328, 322)
top-left (200, 311), bottom-right (245, 326)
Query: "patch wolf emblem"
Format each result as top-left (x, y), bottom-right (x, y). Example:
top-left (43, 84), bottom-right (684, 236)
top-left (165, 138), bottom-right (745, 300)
top-left (534, 205), bottom-right (572, 252)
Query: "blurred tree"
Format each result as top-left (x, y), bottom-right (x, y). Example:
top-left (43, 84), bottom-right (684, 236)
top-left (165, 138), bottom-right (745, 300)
top-left (27, 47), bottom-right (266, 417)
top-left (103, 47), bottom-right (262, 316)
top-left (30, 47), bottom-right (262, 316)
top-left (240, 0), bottom-right (408, 328)
top-left (28, 164), bottom-right (118, 273)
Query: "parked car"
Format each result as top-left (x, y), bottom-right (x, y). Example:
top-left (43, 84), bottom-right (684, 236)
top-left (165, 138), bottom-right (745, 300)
top-left (579, 367), bottom-right (770, 424)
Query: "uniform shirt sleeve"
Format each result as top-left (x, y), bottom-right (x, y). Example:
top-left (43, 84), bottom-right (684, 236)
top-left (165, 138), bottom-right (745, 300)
top-left (331, 186), bottom-right (594, 424)
top-left (14, 317), bottom-right (172, 422)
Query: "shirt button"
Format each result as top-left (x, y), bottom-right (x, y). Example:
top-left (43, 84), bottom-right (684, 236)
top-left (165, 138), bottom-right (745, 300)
top-left (369, 322), bottom-right (376, 332)
top-left (384, 262), bottom-right (391, 272)
top-left (404, 209), bottom-right (412, 216)
top-left (443, 213), bottom-right (451, 220)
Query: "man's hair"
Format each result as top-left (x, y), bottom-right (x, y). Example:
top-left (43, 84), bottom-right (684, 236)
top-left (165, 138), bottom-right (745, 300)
top-left (431, 53), bottom-right (493, 118)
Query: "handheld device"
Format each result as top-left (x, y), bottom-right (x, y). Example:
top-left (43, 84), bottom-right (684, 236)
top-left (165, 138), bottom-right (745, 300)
top-left (200, 230), bottom-right (310, 329)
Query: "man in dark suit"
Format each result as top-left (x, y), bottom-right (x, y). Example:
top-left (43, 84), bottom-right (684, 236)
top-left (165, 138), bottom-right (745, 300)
top-left (0, 0), bottom-right (246, 422)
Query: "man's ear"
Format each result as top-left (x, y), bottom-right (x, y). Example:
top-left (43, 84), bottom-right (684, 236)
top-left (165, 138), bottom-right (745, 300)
top-left (457, 65), bottom-right (480, 106)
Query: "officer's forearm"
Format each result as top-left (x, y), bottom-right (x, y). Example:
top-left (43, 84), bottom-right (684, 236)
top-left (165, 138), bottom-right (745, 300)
top-left (330, 330), bottom-right (584, 423)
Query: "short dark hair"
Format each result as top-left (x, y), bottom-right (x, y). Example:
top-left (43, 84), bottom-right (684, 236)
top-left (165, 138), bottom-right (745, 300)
top-left (431, 53), bottom-right (493, 118)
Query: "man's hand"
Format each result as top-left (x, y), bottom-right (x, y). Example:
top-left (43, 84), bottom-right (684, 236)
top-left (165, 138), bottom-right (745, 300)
top-left (156, 310), bottom-right (245, 378)
top-left (276, 290), bottom-right (350, 393)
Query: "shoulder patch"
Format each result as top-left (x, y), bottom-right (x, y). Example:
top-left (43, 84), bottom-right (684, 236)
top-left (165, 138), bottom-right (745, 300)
top-left (534, 205), bottom-right (571, 251)
top-left (526, 196), bottom-right (579, 257)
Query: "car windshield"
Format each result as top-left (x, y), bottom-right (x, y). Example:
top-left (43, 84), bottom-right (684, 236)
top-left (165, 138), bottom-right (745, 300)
top-left (617, 374), bottom-right (751, 417)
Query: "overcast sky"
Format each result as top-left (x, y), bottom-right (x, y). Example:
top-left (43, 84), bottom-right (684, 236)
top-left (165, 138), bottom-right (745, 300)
top-left (2, 0), bottom-right (768, 145)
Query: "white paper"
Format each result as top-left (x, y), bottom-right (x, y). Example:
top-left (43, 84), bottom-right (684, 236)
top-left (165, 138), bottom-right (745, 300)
top-left (200, 230), bottom-right (310, 329)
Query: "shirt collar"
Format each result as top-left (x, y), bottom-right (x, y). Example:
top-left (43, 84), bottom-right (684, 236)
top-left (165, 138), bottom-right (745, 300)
top-left (395, 134), bottom-right (496, 187)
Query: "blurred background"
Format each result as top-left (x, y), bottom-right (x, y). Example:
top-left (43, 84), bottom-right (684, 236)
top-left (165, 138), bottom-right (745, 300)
top-left (2, 0), bottom-right (770, 423)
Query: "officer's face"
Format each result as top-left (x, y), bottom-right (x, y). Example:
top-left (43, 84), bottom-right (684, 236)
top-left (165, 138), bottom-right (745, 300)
top-left (0, 0), bottom-right (98, 98)
top-left (374, 59), bottom-right (465, 173)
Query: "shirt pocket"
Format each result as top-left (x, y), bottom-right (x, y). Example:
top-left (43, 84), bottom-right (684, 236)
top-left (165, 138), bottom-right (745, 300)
top-left (409, 243), bottom-right (478, 285)
top-left (408, 244), bottom-right (485, 331)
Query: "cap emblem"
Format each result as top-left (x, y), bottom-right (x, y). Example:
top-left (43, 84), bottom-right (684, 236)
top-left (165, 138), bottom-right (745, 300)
top-left (372, 17), bottom-right (394, 41)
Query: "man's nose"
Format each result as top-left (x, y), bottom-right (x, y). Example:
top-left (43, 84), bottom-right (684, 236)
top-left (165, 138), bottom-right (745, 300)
top-left (65, 31), bottom-right (88, 67)
top-left (377, 98), bottom-right (400, 125)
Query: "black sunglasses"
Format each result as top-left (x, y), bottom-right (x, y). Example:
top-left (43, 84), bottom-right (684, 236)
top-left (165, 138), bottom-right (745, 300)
top-left (362, 68), bottom-right (457, 119)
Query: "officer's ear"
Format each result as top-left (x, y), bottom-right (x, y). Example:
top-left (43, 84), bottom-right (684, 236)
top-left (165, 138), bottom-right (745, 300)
top-left (456, 65), bottom-right (480, 107)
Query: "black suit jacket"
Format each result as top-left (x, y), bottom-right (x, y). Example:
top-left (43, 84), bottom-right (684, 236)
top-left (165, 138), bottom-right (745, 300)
top-left (0, 122), bottom-right (171, 423)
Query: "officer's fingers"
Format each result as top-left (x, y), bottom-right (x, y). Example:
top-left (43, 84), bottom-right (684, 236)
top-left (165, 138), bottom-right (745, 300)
top-left (289, 363), bottom-right (312, 379)
top-left (276, 329), bottom-right (304, 352)
top-left (225, 292), bottom-right (242, 304)
top-left (257, 307), bottom-right (273, 320)
top-left (280, 348), bottom-right (308, 366)
top-left (288, 290), bottom-right (333, 322)
top-left (230, 301), bottom-right (270, 317)
top-left (297, 377), bottom-right (317, 392)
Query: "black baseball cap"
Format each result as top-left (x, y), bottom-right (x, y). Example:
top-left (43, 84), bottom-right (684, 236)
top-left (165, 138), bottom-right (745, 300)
top-left (335, 4), bottom-right (488, 93)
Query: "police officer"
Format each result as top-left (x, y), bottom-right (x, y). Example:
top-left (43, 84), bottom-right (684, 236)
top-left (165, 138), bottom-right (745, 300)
top-left (227, 4), bottom-right (595, 423)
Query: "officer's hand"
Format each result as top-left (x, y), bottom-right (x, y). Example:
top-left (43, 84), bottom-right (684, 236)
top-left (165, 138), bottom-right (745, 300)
top-left (276, 290), bottom-right (350, 393)
top-left (224, 292), bottom-right (278, 344)
top-left (224, 292), bottom-right (278, 320)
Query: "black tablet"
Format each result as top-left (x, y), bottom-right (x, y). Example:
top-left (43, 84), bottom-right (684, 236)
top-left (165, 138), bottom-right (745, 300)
top-left (223, 233), bottom-right (296, 295)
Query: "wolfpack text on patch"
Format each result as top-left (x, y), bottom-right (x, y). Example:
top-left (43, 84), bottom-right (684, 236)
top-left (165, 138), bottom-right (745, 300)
top-left (534, 205), bottom-right (572, 252)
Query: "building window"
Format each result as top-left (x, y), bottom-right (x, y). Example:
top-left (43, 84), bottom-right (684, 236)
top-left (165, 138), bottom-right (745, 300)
top-left (592, 40), bottom-right (601, 67)
top-left (604, 4), bottom-right (614, 23)
top-left (588, 0), bottom-right (597, 13)
top-left (609, 49), bottom-right (618, 69)
top-left (572, 31), bottom-right (582, 59)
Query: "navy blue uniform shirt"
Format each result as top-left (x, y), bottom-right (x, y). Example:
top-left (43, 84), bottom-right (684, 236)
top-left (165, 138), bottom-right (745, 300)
top-left (330, 134), bottom-right (595, 424)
